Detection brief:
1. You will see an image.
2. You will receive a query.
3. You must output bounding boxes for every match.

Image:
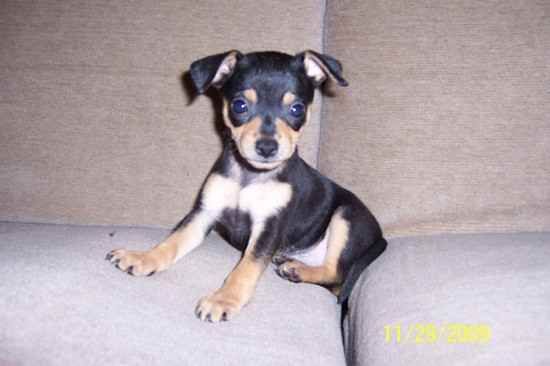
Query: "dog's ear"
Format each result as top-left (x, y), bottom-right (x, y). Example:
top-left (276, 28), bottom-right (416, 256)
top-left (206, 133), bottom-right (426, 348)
top-left (297, 50), bottom-right (349, 87)
top-left (190, 50), bottom-right (242, 94)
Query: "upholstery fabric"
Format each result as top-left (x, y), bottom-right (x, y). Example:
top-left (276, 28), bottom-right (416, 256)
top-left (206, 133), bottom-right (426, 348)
top-left (345, 232), bottom-right (550, 366)
top-left (321, 0), bottom-right (550, 237)
top-left (0, 0), bottom-right (325, 227)
top-left (0, 222), bottom-right (346, 366)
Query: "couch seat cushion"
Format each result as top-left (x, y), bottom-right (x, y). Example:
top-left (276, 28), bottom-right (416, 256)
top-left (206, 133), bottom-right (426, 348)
top-left (0, 222), bottom-right (345, 366)
top-left (346, 232), bottom-right (550, 366)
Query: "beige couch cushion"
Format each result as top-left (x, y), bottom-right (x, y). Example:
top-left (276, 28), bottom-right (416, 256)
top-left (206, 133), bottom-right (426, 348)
top-left (0, 0), bottom-right (325, 227)
top-left (0, 222), bottom-right (346, 365)
top-left (346, 232), bottom-right (550, 365)
top-left (321, 0), bottom-right (550, 237)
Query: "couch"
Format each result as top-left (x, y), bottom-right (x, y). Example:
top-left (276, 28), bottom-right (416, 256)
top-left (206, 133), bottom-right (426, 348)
top-left (1, 1), bottom-right (549, 365)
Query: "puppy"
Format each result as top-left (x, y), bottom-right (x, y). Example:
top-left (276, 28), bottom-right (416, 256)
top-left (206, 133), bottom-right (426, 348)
top-left (106, 50), bottom-right (387, 322)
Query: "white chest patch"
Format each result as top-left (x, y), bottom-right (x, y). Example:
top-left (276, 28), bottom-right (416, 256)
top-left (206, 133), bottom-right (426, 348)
top-left (201, 174), bottom-right (240, 216)
top-left (239, 181), bottom-right (292, 222)
top-left (200, 173), bottom-right (293, 225)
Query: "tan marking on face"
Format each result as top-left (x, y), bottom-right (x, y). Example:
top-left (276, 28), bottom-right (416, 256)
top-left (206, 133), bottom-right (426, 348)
top-left (243, 89), bottom-right (258, 104)
top-left (224, 99), bottom-right (268, 165)
top-left (282, 91), bottom-right (296, 106)
top-left (223, 100), bottom-right (261, 141)
top-left (274, 117), bottom-right (300, 159)
top-left (223, 99), bottom-right (232, 128)
top-left (237, 116), bottom-right (261, 156)
top-left (223, 100), bottom-right (311, 170)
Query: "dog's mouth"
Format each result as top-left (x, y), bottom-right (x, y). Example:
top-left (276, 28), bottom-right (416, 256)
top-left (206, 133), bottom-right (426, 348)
top-left (232, 139), bottom-right (288, 170)
top-left (245, 157), bottom-right (285, 170)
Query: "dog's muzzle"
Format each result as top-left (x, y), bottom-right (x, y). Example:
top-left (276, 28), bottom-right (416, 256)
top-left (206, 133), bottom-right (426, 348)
top-left (255, 138), bottom-right (278, 158)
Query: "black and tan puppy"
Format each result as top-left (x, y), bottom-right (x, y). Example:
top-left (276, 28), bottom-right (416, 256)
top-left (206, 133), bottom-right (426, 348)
top-left (106, 50), bottom-right (387, 322)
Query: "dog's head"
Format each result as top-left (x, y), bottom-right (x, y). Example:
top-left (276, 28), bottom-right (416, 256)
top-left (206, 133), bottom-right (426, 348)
top-left (190, 50), bottom-right (348, 170)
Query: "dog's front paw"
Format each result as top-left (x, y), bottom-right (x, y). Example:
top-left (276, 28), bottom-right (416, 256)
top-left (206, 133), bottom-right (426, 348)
top-left (195, 291), bottom-right (243, 323)
top-left (275, 260), bottom-right (305, 283)
top-left (105, 249), bottom-right (161, 277)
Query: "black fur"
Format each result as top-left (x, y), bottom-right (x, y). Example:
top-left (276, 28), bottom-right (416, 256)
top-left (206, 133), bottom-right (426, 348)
top-left (190, 50), bottom-right (242, 93)
top-left (206, 146), bottom-right (384, 302)
top-left (185, 50), bottom-right (385, 303)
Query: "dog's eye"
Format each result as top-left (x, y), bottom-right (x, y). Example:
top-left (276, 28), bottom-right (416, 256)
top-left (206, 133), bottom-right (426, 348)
top-left (289, 102), bottom-right (305, 118)
top-left (231, 99), bottom-right (248, 114)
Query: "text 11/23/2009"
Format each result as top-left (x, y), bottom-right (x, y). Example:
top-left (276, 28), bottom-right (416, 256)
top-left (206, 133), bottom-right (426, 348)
top-left (384, 323), bottom-right (492, 344)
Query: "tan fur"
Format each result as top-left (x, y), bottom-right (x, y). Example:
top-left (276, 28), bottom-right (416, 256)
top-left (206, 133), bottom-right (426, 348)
top-left (279, 209), bottom-right (349, 290)
top-left (282, 91), bottom-right (296, 106)
top-left (108, 173), bottom-right (241, 275)
top-left (196, 254), bottom-right (267, 322)
top-left (222, 100), bottom-right (312, 170)
top-left (195, 220), bottom-right (270, 322)
top-left (222, 100), bottom-right (231, 126)
top-left (274, 117), bottom-right (300, 157)
top-left (238, 117), bottom-right (262, 145)
top-left (243, 88), bottom-right (258, 104)
top-left (223, 101), bottom-right (280, 169)
top-left (223, 100), bottom-right (260, 142)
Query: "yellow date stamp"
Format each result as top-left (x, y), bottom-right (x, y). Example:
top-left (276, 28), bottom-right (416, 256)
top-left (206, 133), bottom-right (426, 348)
top-left (384, 323), bottom-right (491, 344)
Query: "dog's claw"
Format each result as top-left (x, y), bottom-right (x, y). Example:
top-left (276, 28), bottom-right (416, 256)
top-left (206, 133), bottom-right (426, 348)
top-left (195, 304), bottom-right (202, 319)
top-left (276, 264), bottom-right (302, 283)
top-left (106, 249), bottom-right (161, 276)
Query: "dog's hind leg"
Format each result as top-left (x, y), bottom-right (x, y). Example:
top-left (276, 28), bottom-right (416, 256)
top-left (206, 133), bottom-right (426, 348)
top-left (275, 209), bottom-right (349, 294)
top-left (275, 207), bottom-right (385, 302)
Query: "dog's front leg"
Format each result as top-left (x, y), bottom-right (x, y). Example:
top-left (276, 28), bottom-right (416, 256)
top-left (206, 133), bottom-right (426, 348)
top-left (105, 209), bottom-right (215, 276)
top-left (195, 252), bottom-right (268, 323)
top-left (195, 218), bottom-right (283, 323)
top-left (106, 173), bottom-right (240, 276)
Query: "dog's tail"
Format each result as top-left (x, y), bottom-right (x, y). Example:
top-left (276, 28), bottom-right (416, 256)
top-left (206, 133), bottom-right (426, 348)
top-left (338, 237), bottom-right (387, 304)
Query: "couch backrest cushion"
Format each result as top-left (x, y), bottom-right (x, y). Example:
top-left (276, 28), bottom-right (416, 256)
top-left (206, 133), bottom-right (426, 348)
top-left (321, 0), bottom-right (550, 237)
top-left (0, 0), bottom-right (325, 227)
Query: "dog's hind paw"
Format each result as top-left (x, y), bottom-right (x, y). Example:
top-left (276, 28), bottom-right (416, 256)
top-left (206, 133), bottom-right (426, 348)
top-left (275, 260), bottom-right (304, 283)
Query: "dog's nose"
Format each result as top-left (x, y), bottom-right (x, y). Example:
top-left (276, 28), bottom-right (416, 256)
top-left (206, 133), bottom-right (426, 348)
top-left (255, 138), bottom-right (278, 158)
